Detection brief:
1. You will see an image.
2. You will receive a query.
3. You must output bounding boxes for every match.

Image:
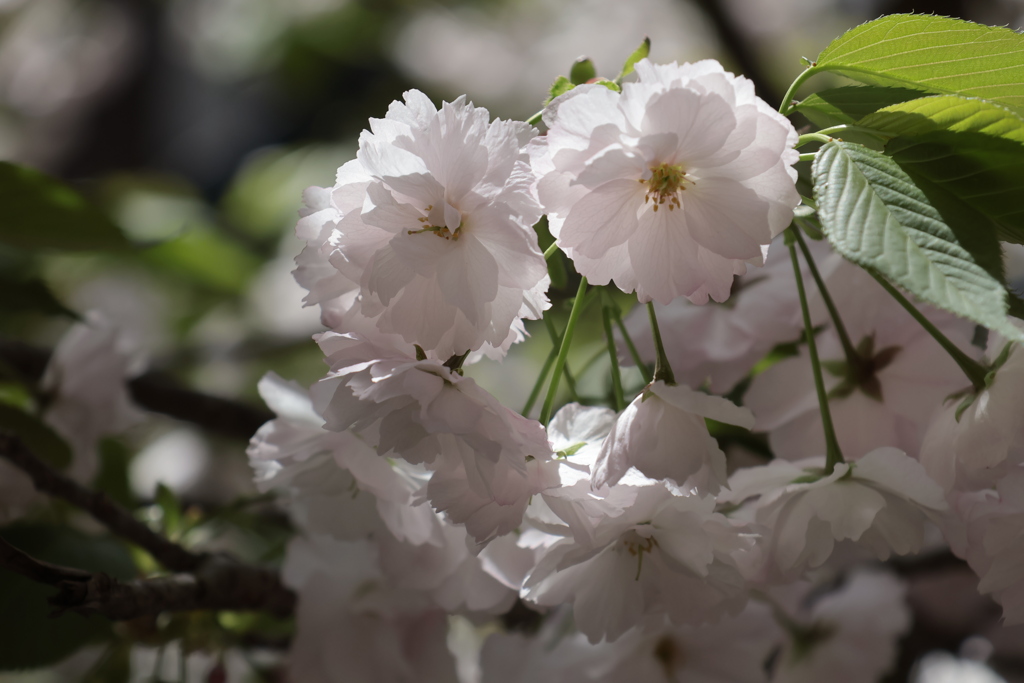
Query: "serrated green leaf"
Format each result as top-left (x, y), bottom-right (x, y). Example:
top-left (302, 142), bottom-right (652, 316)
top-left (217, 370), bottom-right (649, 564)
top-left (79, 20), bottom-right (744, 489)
top-left (570, 57), bottom-right (596, 85)
top-left (885, 131), bottom-right (1024, 246)
top-left (0, 525), bottom-right (134, 671)
top-left (0, 403), bottom-right (72, 469)
top-left (617, 37), bottom-right (650, 82)
top-left (861, 95), bottom-right (1024, 142)
top-left (795, 86), bottom-right (924, 128)
top-left (812, 140), bottom-right (1024, 343)
top-left (0, 163), bottom-right (130, 252)
top-left (546, 76), bottom-right (574, 105)
top-left (812, 15), bottom-right (1024, 115)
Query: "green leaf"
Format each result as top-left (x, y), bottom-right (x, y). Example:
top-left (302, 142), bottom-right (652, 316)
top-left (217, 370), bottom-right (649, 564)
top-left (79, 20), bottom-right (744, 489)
top-left (569, 57), bottom-right (596, 85)
top-left (0, 163), bottom-right (130, 252)
top-left (0, 404), bottom-right (71, 469)
top-left (0, 525), bottom-right (135, 671)
top-left (546, 76), bottom-right (575, 104)
top-left (794, 85), bottom-right (924, 128)
top-left (885, 130), bottom-right (1024, 245)
top-left (812, 15), bottom-right (1024, 115)
top-left (812, 140), bottom-right (1024, 343)
top-left (156, 483), bottom-right (182, 538)
top-left (860, 95), bottom-right (1024, 142)
top-left (617, 36), bottom-right (650, 82)
top-left (0, 271), bottom-right (77, 318)
top-left (142, 225), bottom-right (261, 293)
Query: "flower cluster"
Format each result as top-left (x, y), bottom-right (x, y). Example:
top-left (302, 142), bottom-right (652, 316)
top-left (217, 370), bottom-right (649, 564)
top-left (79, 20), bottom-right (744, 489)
top-left (244, 57), bottom-right (1024, 682)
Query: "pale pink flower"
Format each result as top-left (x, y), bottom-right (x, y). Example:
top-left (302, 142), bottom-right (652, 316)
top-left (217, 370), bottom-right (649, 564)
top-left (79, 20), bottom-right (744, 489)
top-left (620, 236), bottom-right (827, 393)
top-left (42, 311), bottom-right (145, 483)
top-left (953, 472), bottom-right (1024, 624)
top-left (282, 536), bottom-right (458, 683)
top-left (724, 448), bottom-right (948, 580)
top-left (745, 259), bottom-right (977, 461)
top-left (919, 329), bottom-right (1024, 492)
top-left (322, 89), bottom-right (549, 357)
top-left (773, 569), bottom-right (911, 683)
top-left (592, 380), bottom-right (754, 493)
top-left (314, 331), bottom-right (555, 543)
top-left (532, 59), bottom-right (799, 304)
top-left (247, 372), bottom-right (442, 545)
top-left (522, 483), bottom-right (752, 642)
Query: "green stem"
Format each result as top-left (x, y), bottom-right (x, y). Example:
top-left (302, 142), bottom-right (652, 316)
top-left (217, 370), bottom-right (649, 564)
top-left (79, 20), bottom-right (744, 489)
top-left (789, 240), bottom-right (844, 471)
top-left (523, 345), bottom-right (559, 416)
top-left (779, 66), bottom-right (823, 116)
top-left (646, 302), bottom-right (676, 385)
top-left (869, 272), bottom-right (988, 392)
top-left (539, 277), bottom-right (588, 424)
top-left (798, 153), bottom-right (817, 163)
top-left (815, 124), bottom-right (892, 140)
top-left (791, 228), bottom-right (860, 372)
top-left (526, 109), bottom-right (544, 126)
top-left (544, 241), bottom-right (560, 260)
top-left (544, 316), bottom-right (579, 401)
top-left (603, 307), bottom-right (626, 411)
top-left (612, 305), bottom-right (652, 383)
top-left (796, 132), bottom-right (833, 148)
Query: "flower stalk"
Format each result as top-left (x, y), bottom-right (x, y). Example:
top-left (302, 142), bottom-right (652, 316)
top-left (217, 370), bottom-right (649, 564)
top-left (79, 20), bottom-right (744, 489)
top-left (646, 302), bottom-right (676, 386)
top-left (540, 277), bottom-right (589, 424)
top-left (870, 272), bottom-right (988, 392)
top-left (788, 235), bottom-right (844, 471)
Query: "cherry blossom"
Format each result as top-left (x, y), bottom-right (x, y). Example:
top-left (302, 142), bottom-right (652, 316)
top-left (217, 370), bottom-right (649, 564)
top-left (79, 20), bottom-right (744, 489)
top-left (724, 448), bottom-right (948, 580)
top-left (522, 482), bottom-right (753, 642)
top-left (772, 569), bottom-right (910, 683)
top-left (321, 89), bottom-right (550, 357)
top-left (919, 330), bottom-right (1024, 493)
top-left (745, 259), bottom-right (977, 461)
top-left (313, 331), bottom-right (556, 542)
top-left (532, 58), bottom-right (799, 304)
top-left (592, 380), bottom-right (754, 492)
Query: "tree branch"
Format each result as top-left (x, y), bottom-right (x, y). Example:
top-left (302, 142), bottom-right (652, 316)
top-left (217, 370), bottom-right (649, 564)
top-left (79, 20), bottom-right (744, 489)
top-left (0, 434), bottom-right (296, 619)
top-left (0, 431), bottom-right (205, 572)
top-left (0, 339), bottom-right (272, 441)
top-left (0, 536), bottom-right (294, 620)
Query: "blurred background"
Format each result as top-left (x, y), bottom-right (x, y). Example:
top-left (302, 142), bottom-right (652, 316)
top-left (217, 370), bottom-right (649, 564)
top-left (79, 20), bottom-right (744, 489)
top-left (2, 0), bottom-right (1024, 680)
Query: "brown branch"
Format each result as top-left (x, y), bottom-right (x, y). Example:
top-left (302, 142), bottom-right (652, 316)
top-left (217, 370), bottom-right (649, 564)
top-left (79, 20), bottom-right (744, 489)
top-left (0, 435), bottom-right (296, 619)
top-left (0, 339), bottom-right (272, 441)
top-left (0, 536), bottom-right (294, 620)
top-left (0, 432), bottom-right (205, 572)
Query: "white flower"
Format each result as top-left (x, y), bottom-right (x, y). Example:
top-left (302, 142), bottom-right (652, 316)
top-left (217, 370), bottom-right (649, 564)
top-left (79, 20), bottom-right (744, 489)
top-left (724, 448), bottom-right (948, 580)
top-left (325, 89), bottom-right (549, 357)
top-left (42, 312), bottom-right (145, 483)
top-left (592, 380), bottom-right (754, 493)
top-left (282, 535), bottom-right (458, 683)
top-left (953, 472), bottom-right (1024, 624)
top-left (532, 59), bottom-right (799, 304)
top-left (745, 259), bottom-right (977, 461)
top-left (247, 372), bottom-right (441, 545)
top-left (773, 569), bottom-right (911, 683)
top-left (523, 484), bottom-right (752, 642)
top-left (314, 331), bottom-right (555, 543)
top-left (919, 331), bottom-right (1024, 492)
top-left (620, 235), bottom-right (824, 393)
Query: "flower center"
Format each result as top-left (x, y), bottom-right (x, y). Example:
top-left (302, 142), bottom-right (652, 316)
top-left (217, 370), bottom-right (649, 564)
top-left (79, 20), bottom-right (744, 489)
top-left (407, 204), bottom-right (462, 241)
top-left (621, 529), bottom-right (658, 579)
top-left (642, 163), bottom-right (691, 212)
